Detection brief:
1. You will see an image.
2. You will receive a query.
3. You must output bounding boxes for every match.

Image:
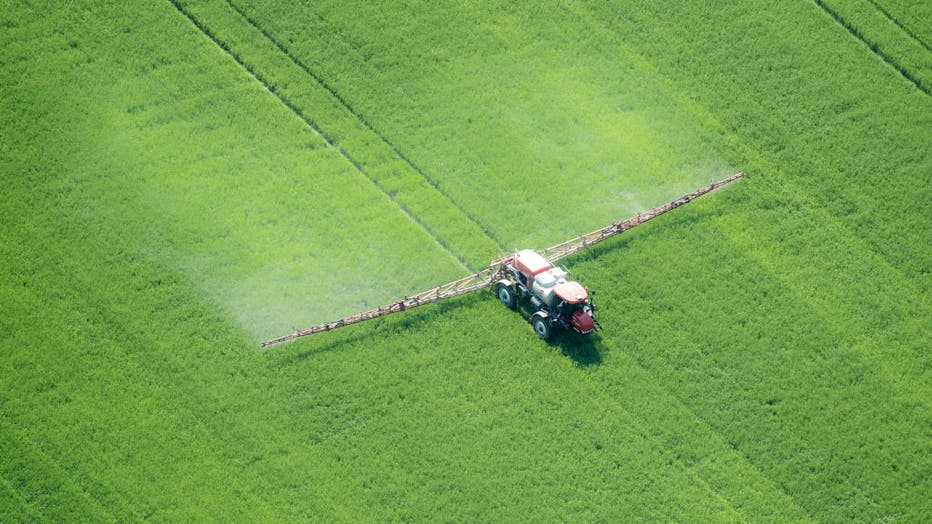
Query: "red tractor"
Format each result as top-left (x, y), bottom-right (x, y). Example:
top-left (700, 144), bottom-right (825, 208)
top-left (495, 250), bottom-right (601, 340)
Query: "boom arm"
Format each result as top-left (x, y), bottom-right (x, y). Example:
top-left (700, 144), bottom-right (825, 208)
top-left (539, 171), bottom-right (746, 263)
top-left (260, 264), bottom-right (506, 347)
top-left (260, 172), bottom-right (745, 347)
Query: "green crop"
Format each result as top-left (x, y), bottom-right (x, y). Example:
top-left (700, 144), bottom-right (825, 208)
top-left (1, 0), bottom-right (928, 521)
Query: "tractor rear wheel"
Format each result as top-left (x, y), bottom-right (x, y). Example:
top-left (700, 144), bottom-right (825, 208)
top-left (497, 283), bottom-right (516, 309)
top-left (532, 315), bottom-right (552, 340)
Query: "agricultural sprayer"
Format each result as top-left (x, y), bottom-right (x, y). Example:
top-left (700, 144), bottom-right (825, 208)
top-left (261, 173), bottom-right (745, 347)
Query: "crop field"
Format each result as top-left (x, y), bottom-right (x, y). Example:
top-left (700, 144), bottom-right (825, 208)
top-left (1, 0), bottom-right (929, 521)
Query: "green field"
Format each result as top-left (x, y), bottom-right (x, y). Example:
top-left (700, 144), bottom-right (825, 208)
top-left (1, 0), bottom-right (929, 521)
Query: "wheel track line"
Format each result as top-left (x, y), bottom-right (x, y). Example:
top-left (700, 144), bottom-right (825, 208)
top-left (559, 2), bottom-right (898, 518)
top-left (0, 455), bottom-right (45, 522)
top-left (565, 2), bottom-right (815, 514)
top-left (5, 187), bottom-right (280, 518)
top-left (5, 231), bottom-right (281, 520)
top-left (577, 375), bottom-right (745, 520)
top-left (606, 0), bottom-right (932, 390)
top-left (223, 0), bottom-right (507, 254)
top-left (813, 0), bottom-right (931, 97)
top-left (866, 0), bottom-right (932, 53)
top-left (574, 2), bottom-right (927, 517)
top-left (0, 412), bottom-right (121, 522)
top-left (0, 477), bottom-right (43, 522)
top-left (168, 0), bottom-right (473, 271)
top-left (576, 0), bottom-right (928, 298)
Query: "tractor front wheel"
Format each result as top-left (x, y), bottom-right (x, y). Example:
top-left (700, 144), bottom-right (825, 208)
top-left (497, 283), bottom-right (516, 309)
top-left (532, 315), bottom-right (552, 340)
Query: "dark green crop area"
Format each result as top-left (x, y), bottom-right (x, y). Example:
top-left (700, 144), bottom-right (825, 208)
top-left (1, 0), bottom-right (929, 521)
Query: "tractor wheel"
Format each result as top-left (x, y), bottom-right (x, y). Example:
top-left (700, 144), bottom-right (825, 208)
top-left (497, 283), bottom-right (516, 309)
top-left (532, 315), bottom-right (552, 341)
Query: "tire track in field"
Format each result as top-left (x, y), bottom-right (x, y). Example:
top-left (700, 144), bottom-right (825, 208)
top-left (221, 0), bottom-right (508, 254)
top-left (168, 0), bottom-right (476, 272)
top-left (572, 0), bottom-right (928, 314)
top-left (566, 1), bottom-right (925, 517)
top-left (550, 3), bottom-right (815, 518)
top-left (570, 3), bottom-right (928, 518)
top-left (3, 228), bottom-right (282, 520)
top-left (0, 413), bottom-right (122, 521)
top-left (0, 477), bottom-right (42, 522)
top-left (866, 0), bottom-right (932, 53)
top-left (813, 0), bottom-right (931, 97)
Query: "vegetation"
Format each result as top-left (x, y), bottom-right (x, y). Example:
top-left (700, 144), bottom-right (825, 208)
top-left (817, 0), bottom-right (932, 94)
top-left (1, 0), bottom-right (928, 521)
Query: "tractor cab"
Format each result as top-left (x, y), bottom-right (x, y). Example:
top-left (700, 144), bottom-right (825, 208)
top-left (513, 249), bottom-right (552, 287)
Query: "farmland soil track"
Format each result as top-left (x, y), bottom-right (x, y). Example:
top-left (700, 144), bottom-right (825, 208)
top-left (230, 0), bottom-right (742, 249)
top-left (589, 0), bottom-right (930, 285)
top-left (573, 2), bottom-right (930, 519)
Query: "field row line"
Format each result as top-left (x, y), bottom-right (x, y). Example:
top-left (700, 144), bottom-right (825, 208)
top-left (866, 0), bottom-right (932, 53)
top-left (580, 0), bottom-right (928, 300)
top-left (0, 411), bottom-right (120, 521)
top-left (167, 0), bottom-right (468, 271)
top-left (626, 0), bottom-right (927, 376)
top-left (568, 2), bottom-right (930, 515)
top-left (169, 0), bottom-right (504, 271)
top-left (583, 337), bottom-right (812, 520)
top-left (813, 0), bottom-right (931, 97)
top-left (5, 210), bottom-right (285, 520)
top-left (223, 0), bottom-right (507, 254)
top-left (555, 4), bottom-right (813, 514)
top-left (645, 0), bottom-right (929, 445)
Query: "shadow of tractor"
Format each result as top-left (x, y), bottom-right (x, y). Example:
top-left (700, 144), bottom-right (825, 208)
top-left (509, 299), bottom-right (604, 367)
top-left (547, 328), bottom-right (604, 366)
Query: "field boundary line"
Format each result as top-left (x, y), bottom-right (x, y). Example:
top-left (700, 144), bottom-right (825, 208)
top-left (813, 0), bottom-right (931, 97)
top-left (168, 0), bottom-right (475, 271)
top-left (222, 0), bottom-right (507, 253)
top-left (866, 0), bottom-right (932, 53)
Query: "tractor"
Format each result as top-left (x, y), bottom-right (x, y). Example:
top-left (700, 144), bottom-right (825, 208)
top-left (495, 249), bottom-right (601, 340)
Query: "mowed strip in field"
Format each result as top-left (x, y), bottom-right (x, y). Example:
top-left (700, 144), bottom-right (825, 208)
top-left (1, 0), bottom-right (929, 521)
